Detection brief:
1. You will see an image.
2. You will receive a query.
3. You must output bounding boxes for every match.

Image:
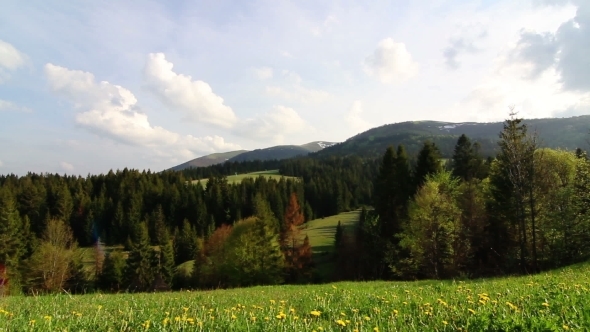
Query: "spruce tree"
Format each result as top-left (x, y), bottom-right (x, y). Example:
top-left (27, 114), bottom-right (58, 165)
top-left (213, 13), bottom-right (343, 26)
top-left (99, 250), bottom-right (126, 292)
top-left (125, 222), bottom-right (154, 291)
top-left (413, 141), bottom-right (443, 191)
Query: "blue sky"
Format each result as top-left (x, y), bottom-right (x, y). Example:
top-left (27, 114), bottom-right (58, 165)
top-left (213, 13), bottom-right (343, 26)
top-left (1, 0), bottom-right (589, 175)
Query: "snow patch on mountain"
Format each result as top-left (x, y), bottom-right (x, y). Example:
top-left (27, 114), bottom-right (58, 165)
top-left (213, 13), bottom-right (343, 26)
top-left (317, 141), bottom-right (337, 149)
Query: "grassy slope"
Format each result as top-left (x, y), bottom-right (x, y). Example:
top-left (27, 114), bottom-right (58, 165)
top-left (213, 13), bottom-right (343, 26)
top-left (2, 262), bottom-right (589, 331)
top-left (191, 170), bottom-right (299, 186)
top-left (302, 210), bottom-right (360, 254)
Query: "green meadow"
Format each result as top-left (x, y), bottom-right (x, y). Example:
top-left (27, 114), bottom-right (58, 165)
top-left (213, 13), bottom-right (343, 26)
top-left (191, 170), bottom-right (299, 186)
top-left (1, 262), bottom-right (588, 331)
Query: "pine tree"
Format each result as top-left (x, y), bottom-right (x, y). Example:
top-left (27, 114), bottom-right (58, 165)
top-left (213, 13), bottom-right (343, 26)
top-left (492, 110), bottom-right (539, 272)
top-left (0, 189), bottom-right (25, 294)
top-left (98, 250), bottom-right (126, 292)
top-left (125, 222), bottom-right (154, 292)
top-left (334, 220), bottom-right (343, 248)
top-left (452, 134), bottom-right (485, 181)
top-left (413, 141), bottom-right (443, 191)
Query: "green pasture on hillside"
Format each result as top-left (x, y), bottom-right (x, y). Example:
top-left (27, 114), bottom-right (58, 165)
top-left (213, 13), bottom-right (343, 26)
top-left (302, 210), bottom-right (361, 254)
top-left (191, 170), bottom-right (299, 186)
top-left (1, 262), bottom-right (589, 331)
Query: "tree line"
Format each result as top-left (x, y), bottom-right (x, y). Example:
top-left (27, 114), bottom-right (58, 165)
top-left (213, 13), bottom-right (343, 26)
top-left (2, 112), bottom-right (589, 294)
top-left (335, 112), bottom-right (590, 281)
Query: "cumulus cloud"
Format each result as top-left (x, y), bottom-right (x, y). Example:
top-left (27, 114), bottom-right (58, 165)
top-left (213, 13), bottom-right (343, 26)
top-left (345, 101), bottom-right (373, 133)
top-left (143, 53), bottom-right (237, 128)
top-left (509, 2), bottom-right (590, 91)
top-left (0, 99), bottom-right (32, 113)
top-left (60, 161), bottom-right (74, 172)
top-left (253, 67), bottom-right (273, 80)
top-left (234, 105), bottom-right (307, 143)
top-left (509, 31), bottom-right (558, 79)
top-left (363, 38), bottom-right (419, 84)
top-left (0, 40), bottom-right (27, 83)
top-left (45, 63), bottom-right (240, 158)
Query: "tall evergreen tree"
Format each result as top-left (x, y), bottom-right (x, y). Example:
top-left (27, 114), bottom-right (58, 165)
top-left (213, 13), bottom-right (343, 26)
top-left (452, 134), bottom-right (485, 181)
top-left (413, 141), bottom-right (443, 191)
top-left (125, 222), bottom-right (154, 291)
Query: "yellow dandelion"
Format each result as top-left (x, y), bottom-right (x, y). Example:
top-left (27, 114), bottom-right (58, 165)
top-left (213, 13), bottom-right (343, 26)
top-left (374, 327), bottom-right (380, 332)
top-left (336, 319), bottom-right (346, 327)
top-left (364, 316), bottom-right (371, 321)
top-left (542, 302), bottom-right (550, 307)
top-left (563, 325), bottom-right (569, 330)
top-left (310, 310), bottom-right (321, 317)
top-left (468, 308), bottom-right (476, 314)
top-left (443, 320), bottom-right (448, 325)
top-left (276, 312), bottom-right (286, 319)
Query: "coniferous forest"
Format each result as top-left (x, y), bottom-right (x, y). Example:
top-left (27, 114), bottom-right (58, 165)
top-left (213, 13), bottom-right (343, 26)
top-left (1, 113), bottom-right (590, 295)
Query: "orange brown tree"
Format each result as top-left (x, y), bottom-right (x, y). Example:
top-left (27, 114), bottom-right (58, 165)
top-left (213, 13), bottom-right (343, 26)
top-left (282, 193), bottom-right (313, 282)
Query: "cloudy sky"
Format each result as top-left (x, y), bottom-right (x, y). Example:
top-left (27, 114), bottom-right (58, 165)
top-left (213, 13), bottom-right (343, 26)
top-left (1, 0), bottom-right (589, 175)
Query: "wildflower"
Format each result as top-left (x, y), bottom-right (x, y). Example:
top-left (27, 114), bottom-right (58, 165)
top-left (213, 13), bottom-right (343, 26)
top-left (340, 312), bottom-right (346, 316)
top-left (393, 309), bottom-right (399, 315)
top-left (276, 312), bottom-right (286, 319)
top-left (563, 325), bottom-right (569, 330)
top-left (231, 314), bottom-right (237, 320)
top-left (44, 315), bottom-right (52, 320)
top-left (374, 327), bottom-right (380, 332)
top-left (364, 316), bottom-right (371, 321)
top-left (542, 302), bottom-right (550, 307)
top-left (310, 310), bottom-right (321, 317)
top-left (443, 320), bottom-right (448, 325)
top-left (468, 309), bottom-right (476, 314)
top-left (336, 319), bottom-right (346, 327)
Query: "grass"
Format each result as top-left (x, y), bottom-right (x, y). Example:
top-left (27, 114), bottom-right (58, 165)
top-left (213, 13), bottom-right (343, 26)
top-left (302, 211), bottom-right (360, 254)
top-left (1, 262), bottom-right (589, 331)
top-left (301, 210), bottom-right (361, 281)
top-left (191, 170), bottom-right (299, 186)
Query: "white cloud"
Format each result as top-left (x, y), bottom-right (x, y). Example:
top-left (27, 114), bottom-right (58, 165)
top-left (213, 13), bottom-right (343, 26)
top-left (0, 99), bottom-right (32, 113)
top-left (234, 105), bottom-right (307, 144)
top-left (508, 1), bottom-right (590, 91)
top-left (345, 101), bottom-right (373, 133)
top-left (363, 38), bottom-right (419, 84)
top-left (253, 66), bottom-right (273, 80)
top-left (60, 161), bottom-right (74, 172)
top-left (45, 63), bottom-right (240, 158)
top-left (143, 53), bottom-right (237, 128)
top-left (0, 40), bottom-right (26, 83)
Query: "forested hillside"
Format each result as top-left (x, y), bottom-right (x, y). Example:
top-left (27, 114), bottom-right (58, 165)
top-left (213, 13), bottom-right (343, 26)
top-left (1, 114), bottom-right (590, 296)
top-left (316, 115), bottom-right (590, 159)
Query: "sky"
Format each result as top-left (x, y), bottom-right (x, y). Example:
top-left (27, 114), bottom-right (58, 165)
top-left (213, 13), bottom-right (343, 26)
top-left (1, 0), bottom-right (589, 175)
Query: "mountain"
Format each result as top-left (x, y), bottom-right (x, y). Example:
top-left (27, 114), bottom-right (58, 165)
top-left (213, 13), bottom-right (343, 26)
top-left (171, 141), bottom-right (337, 170)
top-left (315, 116), bottom-right (590, 159)
top-left (169, 150), bottom-right (249, 171)
top-left (228, 141), bottom-right (337, 163)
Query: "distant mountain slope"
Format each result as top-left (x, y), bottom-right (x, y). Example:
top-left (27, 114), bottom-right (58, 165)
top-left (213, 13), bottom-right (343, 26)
top-left (228, 141), bottom-right (337, 163)
top-left (169, 150), bottom-right (248, 171)
top-left (315, 116), bottom-right (590, 159)
top-left (171, 141), bottom-right (337, 170)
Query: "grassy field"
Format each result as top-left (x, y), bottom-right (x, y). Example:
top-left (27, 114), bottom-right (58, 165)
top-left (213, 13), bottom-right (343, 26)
top-left (302, 210), bottom-right (360, 254)
top-left (191, 170), bottom-right (299, 186)
top-left (1, 262), bottom-right (589, 331)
